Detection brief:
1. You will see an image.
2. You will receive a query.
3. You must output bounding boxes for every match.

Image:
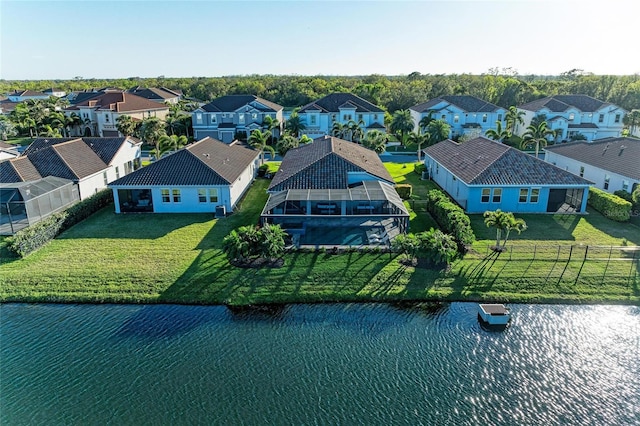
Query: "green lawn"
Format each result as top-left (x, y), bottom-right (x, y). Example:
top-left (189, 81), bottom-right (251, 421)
top-left (4, 137), bottom-right (34, 146)
top-left (1, 169), bottom-right (638, 305)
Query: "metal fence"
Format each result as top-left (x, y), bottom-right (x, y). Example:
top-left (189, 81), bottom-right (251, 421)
top-left (476, 244), bottom-right (640, 262)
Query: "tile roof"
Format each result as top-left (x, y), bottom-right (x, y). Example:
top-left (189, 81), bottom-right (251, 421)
top-left (68, 92), bottom-right (169, 113)
top-left (424, 137), bottom-right (592, 186)
top-left (200, 95), bottom-right (282, 113)
top-left (127, 87), bottom-right (182, 101)
top-left (545, 137), bottom-right (640, 180)
top-left (298, 93), bottom-right (384, 113)
top-left (268, 136), bottom-right (393, 191)
top-left (109, 137), bottom-right (260, 187)
top-left (518, 94), bottom-right (615, 113)
top-left (24, 137), bottom-right (138, 165)
top-left (9, 90), bottom-right (47, 97)
top-left (411, 95), bottom-right (502, 113)
top-left (0, 157), bottom-right (42, 182)
top-left (26, 140), bottom-right (108, 180)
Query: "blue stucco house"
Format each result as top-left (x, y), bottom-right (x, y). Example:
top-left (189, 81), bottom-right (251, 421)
top-left (423, 137), bottom-right (592, 214)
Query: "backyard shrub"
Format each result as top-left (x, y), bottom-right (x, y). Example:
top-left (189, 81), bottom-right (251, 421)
top-left (414, 163), bottom-right (426, 175)
top-left (613, 190), bottom-right (632, 203)
top-left (395, 184), bottom-right (413, 199)
top-left (222, 223), bottom-right (286, 265)
top-left (588, 187), bottom-right (631, 222)
top-left (6, 212), bottom-right (68, 257)
top-left (62, 189), bottom-right (113, 230)
top-left (426, 189), bottom-right (475, 250)
top-left (258, 164), bottom-right (269, 177)
top-left (416, 228), bottom-right (458, 265)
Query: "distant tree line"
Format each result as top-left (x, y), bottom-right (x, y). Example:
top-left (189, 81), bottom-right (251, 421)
top-left (2, 70), bottom-right (639, 112)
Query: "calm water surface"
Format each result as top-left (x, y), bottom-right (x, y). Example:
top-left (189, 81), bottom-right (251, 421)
top-left (1, 303), bottom-right (639, 425)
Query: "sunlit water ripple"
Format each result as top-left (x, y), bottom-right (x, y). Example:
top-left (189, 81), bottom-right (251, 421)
top-left (1, 303), bottom-right (638, 425)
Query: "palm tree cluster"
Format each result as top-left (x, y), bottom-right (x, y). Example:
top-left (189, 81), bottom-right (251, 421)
top-left (9, 97), bottom-right (76, 138)
top-left (222, 224), bottom-right (287, 264)
top-left (483, 209), bottom-right (527, 252)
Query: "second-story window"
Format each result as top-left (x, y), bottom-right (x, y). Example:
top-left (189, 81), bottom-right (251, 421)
top-left (239, 114), bottom-right (245, 124)
top-left (105, 115), bottom-right (110, 122)
top-left (310, 115), bottom-right (317, 125)
top-left (598, 114), bottom-right (604, 123)
top-left (569, 113), bottom-right (575, 121)
top-left (497, 114), bottom-right (502, 122)
top-left (615, 114), bottom-right (621, 123)
top-left (454, 115), bottom-right (459, 123)
top-left (211, 115), bottom-right (217, 123)
top-left (482, 114), bottom-right (488, 123)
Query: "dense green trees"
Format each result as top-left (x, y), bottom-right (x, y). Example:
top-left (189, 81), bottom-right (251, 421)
top-left (389, 109), bottom-right (414, 145)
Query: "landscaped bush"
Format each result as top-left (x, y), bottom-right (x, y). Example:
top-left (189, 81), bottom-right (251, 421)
top-left (395, 184), bottom-right (412, 199)
top-left (258, 164), bottom-right (269, 177)
top-left (426, 189), bottom-right (475, 249)
top-left (414, 163), bottom-right (426, 175)
top-left (613, 190), bottom-right (632, 203)
top-left (392, 228), bottom-right (458, 266)
top-left (62, 189), bottom-right (113, 230)
top-left (222, 223), bottom-right (287, 266)
top-left (6, 212), bottom-right (67, 257)
top-left (588, 187), bottom-right (631, 222)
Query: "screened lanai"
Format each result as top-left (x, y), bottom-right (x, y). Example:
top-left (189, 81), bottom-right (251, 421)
top-left (0, 177), bottom-right (79, 235)
top-left (261, 180), bottom-right (409, 246)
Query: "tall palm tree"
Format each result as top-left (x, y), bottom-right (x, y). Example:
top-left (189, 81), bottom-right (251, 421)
top-left (346, 119), bottom-right (364, 142)
top-left (505, 106), bottom-right (525, 135)
top-left (158, 134), bottom-right (188, 153)
top-left (424, 119), bottom-right (451, 145)
top-left (249, 129), bottom-right (275, 164)
top-left (485, 121), bottom-right (510, 143)
top-left (331, 122), bottom-right (347, 139)
top-left (483, 209), bottom-right (527, 251)
top-left (139, 116), bottom-right (166, 147)
top-left (418, 111), bottom-right (435, 134)
top-left (116, 115), bottom-right (137, 137)
top-left (521, 121), bottom-right (554, 157)
top-left (408, 131), bottom-right (430, 160)
top-left (66, 112), bottom-right (83, 137)
top-left (362, 130), bottom-right (389, 154)
top-left (285, 109), bottom-right (306, 137)
top-left (263, 115), bottom-right (280, 140)
top-left (276, 133), bottom-right (299, 157)
top-left (389, 109), bottom-right (414, 145)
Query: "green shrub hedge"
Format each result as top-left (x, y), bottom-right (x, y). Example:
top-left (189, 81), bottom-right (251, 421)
top-left (426, 189), bottom-right (475, 250)
top-left (588, 187), bottom-right (631, 222)
top-left (395, 184), bottom-right (413, 200)
top-left (414, 163), bottom-right (426, 175)
top-left (62, 189), bottom-right (113, 229)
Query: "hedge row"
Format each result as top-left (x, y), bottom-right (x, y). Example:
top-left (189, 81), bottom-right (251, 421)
top-left (588, 187), bottom-right (631, 222)
top-left (426, 189), bottom-right (475, 250)
top-left (6, 189), bottom-right (114, 257)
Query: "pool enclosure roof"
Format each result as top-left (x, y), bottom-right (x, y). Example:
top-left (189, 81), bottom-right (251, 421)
top-left (263, 180), bottom-right (409, 215)
top-left (0, 176), bottom-right (74, 201)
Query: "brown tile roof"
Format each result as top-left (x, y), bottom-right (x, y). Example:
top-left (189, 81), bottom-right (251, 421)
top-left (545, 137), bottom-right (640, 180)
top-left (109, 137), bottom-right (260, 186)
top-left (27, 140), bottom-right (108, 180)
top-left (268, 136), bottom-right (393, 191)
top-left (0, 157), bottom-right (42, 182)
top-left (424, 137), bottom-right (592, 186)
top-left (68, 92), bottom-right (169, 113)
top-left (24, 137), bottom-right (139, 166)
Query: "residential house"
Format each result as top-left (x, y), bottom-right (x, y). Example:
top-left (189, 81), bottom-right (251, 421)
top-left (127, 87), bottom-right (183, 104)
top-left (0, 99), bottom-right (18, 115)
top-left (423, 137), bottom-right (592, 214)
top-left (296, 93), bottom-right (386, 139)
top-left (545, 137), bottom-right (639, 194)
top-left (192, 95), bottom-right (283, 143)
top-left (0, 142), bottom-right (19, 160)
top-left (43, 88), bottom-right (67, 98)
top-left (1, 136), bottom-right (141, 199)
top-left (7, 90), bottom-right (50, 102)
top-left (516, 95), bottom-right (626, 142)
top-left (109, 137), bottom-right (259, 214)
top-left (65, 91), bottom-right (170, 137)
top-left (261, 136), bottom-right (408, 246)
top-left (409, 95), bottom-right (507, 139)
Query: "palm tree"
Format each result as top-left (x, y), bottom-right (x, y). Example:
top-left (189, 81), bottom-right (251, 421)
top-left (483, 209), bottom-right (527, 251)
top-left (263, 115), bottom-right (280, 140)
top-left (149, 136), bottom-right (173, 161)
top-left (285, 109), bottom-right (306, 137)
top-left (505, 106), bottom-right (525, 135)
top-left (362, 130), bottom-right (389, 154)
top-left (521, 121), bottom-right (554, 157)
top-left (158, 134), bottom-right (188, 153)
top-left (38, 124), bottom-right (62, 138)
top-left (424, 119), bottom-right (451, 145)
top-left (408, 131), bottom-right (430, 160)
top-left (139, 116), bottom-right (166, 147)
top-left (331, 121), bottom-right (347, 139)
top-left (276, 134), bottom-right (299, 157)
top-left (116, 115), bottom-right (138, 137)
top-left (66, 112), bottom-right (83, 137)
top-left (485, 121), bottom-right (510, 143)
top-left (418, 111), bottom-right (435, 134)
top-left (623, 110), bottom-right (640, 136)
top-left (346, 119), bottom-right (364, 142)
top-left (389, 109), bottom-right (414, 145)
top-left (249, 129), bottom-right (275, 164)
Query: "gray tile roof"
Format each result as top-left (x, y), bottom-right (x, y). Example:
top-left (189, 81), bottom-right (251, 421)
top-left (545, 137), bottom-right (640, 180)
top-left (24, 137), bottom-right (139, 166)
top-left (200, 95), bottom-right (282, 113)
top-left (518, 94), bottom-right (616, 113)
top-left (268, 136), bottom-right (393, 192)
top-left (109, 137), bottom-right (260, 187)
top-left (299, 93), bottom-right (384, 113)
top-left (411, 95), bottom-right (503, 113)
top-left (424, 137), bottom-right (592, 186)
top-left (27, 140), bottom-right (108, 180)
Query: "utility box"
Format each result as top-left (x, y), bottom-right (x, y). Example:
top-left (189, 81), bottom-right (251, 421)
top-left (215, 205), bottom-right (226, 218)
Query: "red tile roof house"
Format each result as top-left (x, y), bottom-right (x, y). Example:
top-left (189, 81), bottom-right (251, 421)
top-left (261, 136), bottom-right (409, 247)
top-left (65, 91), bottom-right (170, 137)
top-left (108, 137), bottom-right (260, 214)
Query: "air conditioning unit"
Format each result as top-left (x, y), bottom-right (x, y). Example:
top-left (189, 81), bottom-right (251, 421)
top-left (215, 205), bottom-right (226, 218)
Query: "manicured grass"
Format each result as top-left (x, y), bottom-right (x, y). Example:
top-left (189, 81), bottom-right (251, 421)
top-left (2, 173), bottom-right (638, 305)
top-left (4, 137), bottom-right (34, 146)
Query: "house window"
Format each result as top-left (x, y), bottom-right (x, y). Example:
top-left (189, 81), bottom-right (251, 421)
top-left (454, 115), bottom-right (459, 123)
top-left (239, 114), bottom-right (245, 124)
top-left (569, 113), bottom-right (575, 121)
top-left (622, 180), bottom-right (630, 192)
top-left (530, 188), bottom-right (540, 203)
top-left (604, 175), bottom-right (610, 190)
top-left (343, 114), bottom-right (352, 121)
top-left (196, 113), bottom-right (202, 124)
top-left (615, 114), bottom-right (621, 123)
top-left (103, 172), bottom-right (108, 186)
top-left (436, 163), bottom-right (439, 174)
top-left (579, 166), bottom-right (585, 177)
top-left (252, 113), bottom-right (258, 120)
top-left (497, 114), bottom-right (502, 122)
top-left (105, 114), bottom-right (110, 122)
top-left (209, 188), bottom-right (218, 202)
top-left (441, 115), bottom-right (446, 120)
top-left (374, 114), bottom-right (378, 120)
top-left (115, 166), bottom-right (120, 179)
top-left (161, 189), bottom-right (170, 203)
top-left (211, 115), bottom-right (217, 123)
top-left (358, 114), bottom-right (363, 121)
top-left (482, 114), bottom-right (488, 123)
top-left (481, 188), bottom-right (490, 203)
top-left (310, 115), bottom-right (317, 125)
top-left (598, 114), bottom-right (604, 123)
top-left (492, 188), bottom-right (502, 203)
top-left (332, 114), bottom-right (337, 122)
top-left (519, 188), bottom-right (528, 203)
top-left (198, 189), bottom-right (207, 203)
top-left (172, 189), bottom-right (181, 202)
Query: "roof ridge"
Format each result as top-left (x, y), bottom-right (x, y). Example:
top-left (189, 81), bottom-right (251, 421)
top-left (51, 144), bottom-right (82, 179)
top-left (465, 138), bottom-right (510, 182)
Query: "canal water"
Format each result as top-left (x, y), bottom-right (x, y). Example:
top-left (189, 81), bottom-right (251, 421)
top-left (1, 303), bottom-right (638, 425)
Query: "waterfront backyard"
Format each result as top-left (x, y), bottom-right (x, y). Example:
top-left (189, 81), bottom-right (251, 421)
top-left (1, 165), bottom-right (638, 305)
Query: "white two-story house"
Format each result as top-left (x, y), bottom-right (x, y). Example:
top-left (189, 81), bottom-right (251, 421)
top-left (65, 91), bottom-right (170, 137)
top-left (516, 95), bottom-right (626, 142)
top-left (192, 95), bottom-right (283, 143)
top-left (296, 93), bottom-right (386, 139)
top-left (410, 95), bottom-right (507, 140)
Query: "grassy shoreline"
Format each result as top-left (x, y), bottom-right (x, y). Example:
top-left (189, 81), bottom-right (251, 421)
top-left (2, 170), bottom-right (639, 306)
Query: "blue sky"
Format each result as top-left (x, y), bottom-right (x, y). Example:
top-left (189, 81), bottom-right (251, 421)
top-left (0, 0), bottom-right (636, 80)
